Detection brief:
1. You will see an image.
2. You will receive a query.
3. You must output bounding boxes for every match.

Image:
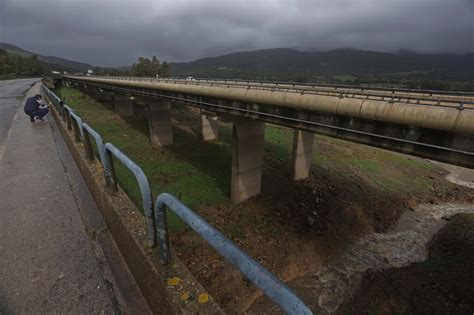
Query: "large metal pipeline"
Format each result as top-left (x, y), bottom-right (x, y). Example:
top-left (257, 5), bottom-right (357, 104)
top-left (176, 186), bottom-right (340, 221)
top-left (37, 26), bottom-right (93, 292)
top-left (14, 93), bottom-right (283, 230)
top-left (186, 79), bottom-right (474, 102)
top-left (89, 76), bottom-right (474, 103)
top-left (64, 75), bottom-right (474, 136)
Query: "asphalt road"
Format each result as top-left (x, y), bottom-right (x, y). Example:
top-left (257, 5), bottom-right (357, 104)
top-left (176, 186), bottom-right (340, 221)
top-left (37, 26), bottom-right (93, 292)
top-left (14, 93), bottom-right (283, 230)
top-left (0, 79), bottom-right (149, 313)
top-left (0, 79), bottom-right (38, 160)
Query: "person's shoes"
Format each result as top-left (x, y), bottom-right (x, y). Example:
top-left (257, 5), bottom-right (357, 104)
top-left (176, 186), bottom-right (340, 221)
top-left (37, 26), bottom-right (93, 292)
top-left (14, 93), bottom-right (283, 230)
top-left (29, 116), bottom-right (35, 123)
top-left (35, 117), bottom-right (45, 122)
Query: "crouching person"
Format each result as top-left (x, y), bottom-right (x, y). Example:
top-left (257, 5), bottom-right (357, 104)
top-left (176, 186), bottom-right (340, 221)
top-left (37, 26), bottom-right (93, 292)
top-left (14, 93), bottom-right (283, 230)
top-left (24, 94), bottom-right (49, 122)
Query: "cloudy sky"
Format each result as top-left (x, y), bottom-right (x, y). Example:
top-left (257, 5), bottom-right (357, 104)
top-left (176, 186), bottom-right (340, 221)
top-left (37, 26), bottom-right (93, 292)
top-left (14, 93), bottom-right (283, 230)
top-left (1, 0), bottom-right (472, 67)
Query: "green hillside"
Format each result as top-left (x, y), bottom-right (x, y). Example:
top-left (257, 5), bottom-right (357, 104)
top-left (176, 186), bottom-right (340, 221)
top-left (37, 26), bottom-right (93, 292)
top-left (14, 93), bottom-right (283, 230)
top-left (0, 42), bottom-right (94, 71)
top-left (170, 48), bottom-right (474, 82)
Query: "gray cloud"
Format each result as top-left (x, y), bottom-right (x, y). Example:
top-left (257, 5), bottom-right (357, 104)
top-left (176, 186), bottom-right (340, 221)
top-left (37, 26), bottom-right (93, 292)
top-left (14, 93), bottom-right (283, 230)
top-left (1, 0), bottom-right (472, 67)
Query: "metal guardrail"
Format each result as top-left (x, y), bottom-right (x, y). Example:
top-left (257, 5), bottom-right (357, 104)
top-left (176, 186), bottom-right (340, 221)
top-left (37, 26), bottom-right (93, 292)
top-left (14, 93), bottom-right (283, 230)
top-left (41, 83), bottom-right (313, 314)
top-left (58, 101), bottom-right (67, 122)
top-left (42, 84), bottom-right (60, 110)
top-left (155, 192), bottom-right (312, 314)
top-left (63, 104), bottom-right (73, 130)
top-left (69, 110), bottom-right (84, 142)
top-left (82, 122), bottom-right (106, 163)
top-left (103, 142), bottom-right (156, 247)
top-left (81, 123), bottom-right (112, 189)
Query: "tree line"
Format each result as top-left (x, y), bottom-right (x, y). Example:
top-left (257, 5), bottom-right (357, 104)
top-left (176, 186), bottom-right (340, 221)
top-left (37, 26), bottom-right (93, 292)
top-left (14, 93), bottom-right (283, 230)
top-left (0, 49), bottom-right (171, 79)
top-left (93, 56), bottom-right (171, 78)
top-left (0, 49), bottom-right (44, 76)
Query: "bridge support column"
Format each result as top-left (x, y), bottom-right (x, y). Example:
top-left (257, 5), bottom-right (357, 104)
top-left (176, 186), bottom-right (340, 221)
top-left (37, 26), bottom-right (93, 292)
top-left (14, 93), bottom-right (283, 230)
top-left (148, 100), bottom-right (173, 147)
top-left (231, 119), bottom-right (265, 203)
top-left (113, 94), bottom-right (134, 117)
top-left (291, 130), bottom-right (314, 181)
top-left (132, 97), bottom-right (150, 119)
top-left (90, 90), bottom-right (112, 103)
top-left (200, 111), bottom-right (219, 141)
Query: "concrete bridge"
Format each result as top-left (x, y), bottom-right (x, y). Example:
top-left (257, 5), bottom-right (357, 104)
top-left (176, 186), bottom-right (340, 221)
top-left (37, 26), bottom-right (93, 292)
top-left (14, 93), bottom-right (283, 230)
top-left (62, 76), bottom-right (474, 203)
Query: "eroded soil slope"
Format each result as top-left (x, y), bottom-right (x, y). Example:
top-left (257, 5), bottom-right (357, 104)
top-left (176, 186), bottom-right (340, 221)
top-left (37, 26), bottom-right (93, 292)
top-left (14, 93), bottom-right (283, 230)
top-left (337, 213), bottom-right (474, 314)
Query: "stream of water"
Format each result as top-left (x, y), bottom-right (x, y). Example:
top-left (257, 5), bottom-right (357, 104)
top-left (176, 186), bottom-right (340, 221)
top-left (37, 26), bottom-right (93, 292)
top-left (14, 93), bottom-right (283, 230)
top-left (296, 202), bottom-right (474, 313)
top-left (249, 168), bottom-right (474, 314)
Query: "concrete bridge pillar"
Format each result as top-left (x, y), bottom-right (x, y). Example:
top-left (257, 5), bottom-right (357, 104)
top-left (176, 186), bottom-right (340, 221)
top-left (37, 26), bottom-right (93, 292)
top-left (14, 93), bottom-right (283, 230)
top-left (113, 94), bottom-right (134, 117)
top-left (231, 118), bottom-right (265, 203)
top-left (200, 111), bottom-right (219, 141)
top-left (89, 89), bottom-right (113, 103)
top-left (131, 97), bottom-right (150, 119)
top-left (291, 130), bottom-right (314, 181)
top-left (148, 99), bottom-right (173, 147)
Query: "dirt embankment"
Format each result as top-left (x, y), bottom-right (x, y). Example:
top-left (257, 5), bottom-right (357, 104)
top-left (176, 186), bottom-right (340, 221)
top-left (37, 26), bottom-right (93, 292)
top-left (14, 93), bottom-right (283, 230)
top-left (171, 156), bottom-right (473, 312)
top-left (168, 106), bottom-right (474, 312)
top-left (56, 88), bottom-right (474, 313)
top-left (337, 213), bottom-right (474, 314)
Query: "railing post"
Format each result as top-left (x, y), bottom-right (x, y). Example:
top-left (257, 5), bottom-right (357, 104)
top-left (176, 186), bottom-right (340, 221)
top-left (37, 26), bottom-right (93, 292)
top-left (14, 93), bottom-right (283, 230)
top-left (103, 143), bottom-right (156, 247)
top-left (71, 118), bottom-right (81, 142)
top-left (65, 108), bottom-right (72, 130)
top-left (83, 130), bottom-right (95, 161)
top-left (153, 193), bottom-right (312, 314)
top-left (59, 102), bottom-right (67, 122)
top-left (104, 149), bottom-right (118, 192)
top-left (155, 199), bottom-right (171, 264)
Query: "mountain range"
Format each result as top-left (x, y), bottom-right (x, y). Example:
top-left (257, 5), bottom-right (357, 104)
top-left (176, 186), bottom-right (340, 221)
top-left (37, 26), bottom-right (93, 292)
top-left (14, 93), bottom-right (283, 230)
top-left (169, 48), bottom-right (474, 81)
top-left (0, 42), bottom-right (93, 71)
top-left (1, 42), bottom-right (472, 81)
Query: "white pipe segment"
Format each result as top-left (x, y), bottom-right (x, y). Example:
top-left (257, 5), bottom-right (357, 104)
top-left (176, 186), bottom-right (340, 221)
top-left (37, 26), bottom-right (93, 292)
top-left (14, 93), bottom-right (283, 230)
top-left (65, 76), bottom-right (474, 136)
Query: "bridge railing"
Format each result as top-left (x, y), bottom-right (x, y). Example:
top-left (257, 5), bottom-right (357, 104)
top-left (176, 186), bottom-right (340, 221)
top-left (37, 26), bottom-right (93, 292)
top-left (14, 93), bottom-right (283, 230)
top-left (68, 109), bottom-right (84, 142)
top-left (62, 105), bottom-right (73, 130)
top-left (155, 192), bottom-right (311, 314)
top-left (43, 85), bottom-right (68, 123)
top-left (82, 122), bottom-right (106, 163)
top-left (103, 142), bottom-right (156, 247)
top-left (40, 82), bottom-right (312, 314)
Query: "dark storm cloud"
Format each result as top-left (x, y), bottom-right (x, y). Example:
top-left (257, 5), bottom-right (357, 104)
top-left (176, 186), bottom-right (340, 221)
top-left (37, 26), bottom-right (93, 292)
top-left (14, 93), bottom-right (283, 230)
top-left (1, 0), bottom-right (472, 66)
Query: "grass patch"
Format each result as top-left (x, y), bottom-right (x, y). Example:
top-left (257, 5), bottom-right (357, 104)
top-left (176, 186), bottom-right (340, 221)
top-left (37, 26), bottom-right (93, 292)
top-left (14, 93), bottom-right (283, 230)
top-left (56, 86), bottom-right (445, 229)
top-left (333, 74), bottom-right (358, 82)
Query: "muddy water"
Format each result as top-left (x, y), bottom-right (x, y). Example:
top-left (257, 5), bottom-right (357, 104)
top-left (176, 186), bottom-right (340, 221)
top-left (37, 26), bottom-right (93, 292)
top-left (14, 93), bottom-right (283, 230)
top-left (295, 203), bottom-right (474, 314)
top-left (248, 170), bottom-right (474, 314)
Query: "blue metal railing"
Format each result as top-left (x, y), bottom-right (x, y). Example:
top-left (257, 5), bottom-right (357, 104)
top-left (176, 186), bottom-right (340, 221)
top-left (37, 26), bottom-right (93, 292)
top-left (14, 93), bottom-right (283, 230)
top-left (155, 193), bottom-right (311, 314)
top-left (82, 122), bottom-right (106, 163)
top-left (42, 84), bottom-right (59, 111)
top-left (40, 82), bottom-right (312, 314)
top-left (104, 143), bottom-right (156, 247)
top-left (81, 123), bottom-right (111, 188)
top-left (63, 104), bottom-right (73, 130)
top-left (58, 101), bottom-right (67, 121)
top-left (69, 110), bottom-right (84, 142)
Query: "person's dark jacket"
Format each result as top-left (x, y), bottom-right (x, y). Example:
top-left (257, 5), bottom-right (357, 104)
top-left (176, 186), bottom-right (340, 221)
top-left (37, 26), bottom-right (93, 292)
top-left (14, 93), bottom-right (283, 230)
top-left (24, 97), bottom-right (40, 112)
